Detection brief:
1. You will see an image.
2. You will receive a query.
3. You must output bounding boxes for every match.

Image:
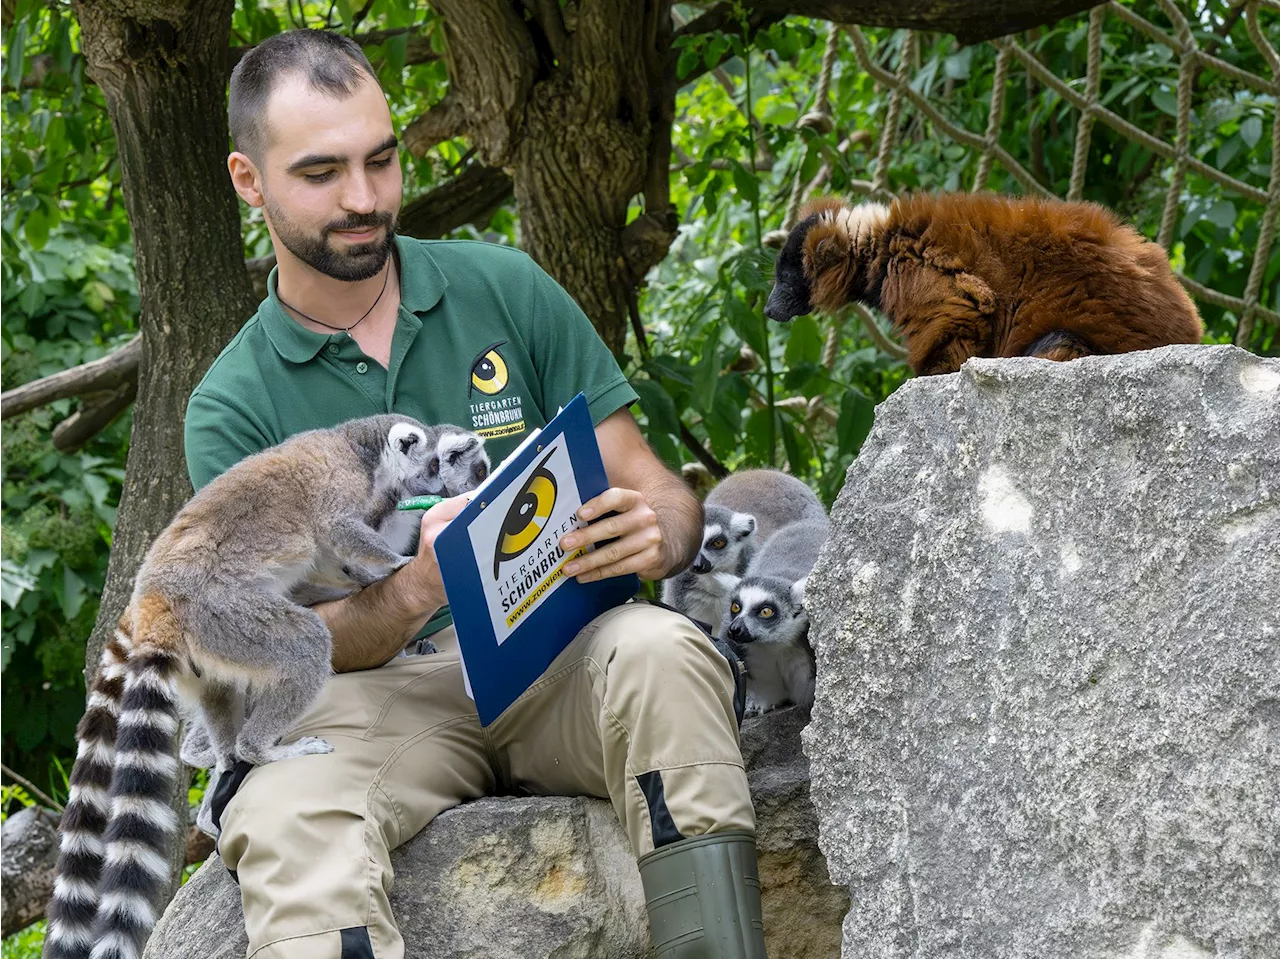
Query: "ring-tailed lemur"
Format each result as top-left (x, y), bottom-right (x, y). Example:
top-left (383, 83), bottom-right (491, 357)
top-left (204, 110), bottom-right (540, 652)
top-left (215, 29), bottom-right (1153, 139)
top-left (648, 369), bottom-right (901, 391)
top-left (722, 516), bottom-right (830, 716)
top-left (45, 417), bottom-right (488, 959)
top-left (662, 469), bottom-right (825, 635)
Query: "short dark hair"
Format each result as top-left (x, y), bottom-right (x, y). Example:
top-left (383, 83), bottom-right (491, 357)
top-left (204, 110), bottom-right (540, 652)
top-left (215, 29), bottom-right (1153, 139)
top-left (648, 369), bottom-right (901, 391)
top-left (229, 29), bottom-right (379, 161)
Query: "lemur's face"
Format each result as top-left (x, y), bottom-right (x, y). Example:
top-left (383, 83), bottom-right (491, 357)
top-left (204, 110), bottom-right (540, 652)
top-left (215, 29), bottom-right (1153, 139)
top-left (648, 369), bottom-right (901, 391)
top-left (722, 575), bottom-right (808, 646)
top-left (691, 506), bottom-right (756, 575)
top-left (431, 427), bottom-right (490, 496)
top-left (386, 421), bottom-right (489, 498)
top-left (764, 214), bottom-right (819, 322)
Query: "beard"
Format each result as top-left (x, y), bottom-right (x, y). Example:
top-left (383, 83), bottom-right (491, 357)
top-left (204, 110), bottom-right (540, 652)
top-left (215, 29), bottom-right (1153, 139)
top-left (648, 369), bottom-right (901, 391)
top-left (265, 197), bottom-right (397, 282)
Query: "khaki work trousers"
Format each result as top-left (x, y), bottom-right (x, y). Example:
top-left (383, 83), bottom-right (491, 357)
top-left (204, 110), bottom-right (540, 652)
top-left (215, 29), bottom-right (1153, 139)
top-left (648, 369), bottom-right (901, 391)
top-left (213, 601), bottom-right (755, 958)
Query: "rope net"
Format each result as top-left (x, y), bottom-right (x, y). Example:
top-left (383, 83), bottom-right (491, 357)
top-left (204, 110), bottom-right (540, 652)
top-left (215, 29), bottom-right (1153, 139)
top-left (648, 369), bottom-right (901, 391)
top-left (768, 1), bottom-right (1280, 353)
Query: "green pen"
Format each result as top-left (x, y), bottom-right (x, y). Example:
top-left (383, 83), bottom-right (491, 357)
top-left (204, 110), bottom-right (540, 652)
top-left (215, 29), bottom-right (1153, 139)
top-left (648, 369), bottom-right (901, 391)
top-left (396, 495), bottom-right (445, 512)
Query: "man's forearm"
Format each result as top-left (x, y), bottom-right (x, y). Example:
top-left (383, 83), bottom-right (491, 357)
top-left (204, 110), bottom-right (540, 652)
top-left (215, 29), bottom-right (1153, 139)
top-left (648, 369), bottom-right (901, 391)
top-left (644, 470), bottom-right (703, 578)
top-left (314, 568), bottom-right (441, 672)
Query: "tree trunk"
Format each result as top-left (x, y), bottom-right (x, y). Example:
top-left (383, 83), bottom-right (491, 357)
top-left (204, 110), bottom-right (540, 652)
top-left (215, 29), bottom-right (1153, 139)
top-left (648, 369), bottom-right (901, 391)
top-left (428, 0), bottom-right (678, 357)
top-left (70, 0), bottom-right (259, 905)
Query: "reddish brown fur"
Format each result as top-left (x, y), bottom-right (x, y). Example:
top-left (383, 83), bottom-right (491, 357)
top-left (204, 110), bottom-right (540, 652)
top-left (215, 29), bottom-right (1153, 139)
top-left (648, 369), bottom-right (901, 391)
top-left (805, 192), bottom-right (1203, 375)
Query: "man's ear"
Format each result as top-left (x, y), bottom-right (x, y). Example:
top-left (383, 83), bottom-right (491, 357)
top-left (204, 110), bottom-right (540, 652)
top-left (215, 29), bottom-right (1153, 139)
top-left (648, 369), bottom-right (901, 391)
top-left (228, 151), bottom-right (265, 208)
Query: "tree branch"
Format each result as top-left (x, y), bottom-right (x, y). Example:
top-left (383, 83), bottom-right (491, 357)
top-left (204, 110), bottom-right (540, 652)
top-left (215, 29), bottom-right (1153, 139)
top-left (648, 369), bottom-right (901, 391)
top-left (52, 380), bottom-right (137, 453)
top-left (690, 0), bottom-right (1103, 46)
top-left (398, 162), bottom-right (513, 239)
top-left (403, 92), bottom-right (467, 157)
top-left (0, 335), bottom-right (142, 420)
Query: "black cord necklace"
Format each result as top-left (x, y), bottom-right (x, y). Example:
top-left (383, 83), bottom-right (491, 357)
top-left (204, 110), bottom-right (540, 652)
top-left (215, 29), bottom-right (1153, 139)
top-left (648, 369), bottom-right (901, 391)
top-left (278, 261), bottom-right (391, 338)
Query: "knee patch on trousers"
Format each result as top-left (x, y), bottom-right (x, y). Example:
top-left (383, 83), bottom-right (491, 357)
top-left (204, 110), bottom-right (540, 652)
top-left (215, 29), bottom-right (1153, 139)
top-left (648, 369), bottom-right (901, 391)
top-left (636, 770), bottom-right (687, 849)
top-left (340, 927), bottom-right (374, 958)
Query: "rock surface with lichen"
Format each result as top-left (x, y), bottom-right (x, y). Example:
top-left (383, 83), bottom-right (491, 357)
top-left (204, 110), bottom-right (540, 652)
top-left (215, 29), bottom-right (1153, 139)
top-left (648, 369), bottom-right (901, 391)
top-left (803, 345), bottom-right (1280, 959)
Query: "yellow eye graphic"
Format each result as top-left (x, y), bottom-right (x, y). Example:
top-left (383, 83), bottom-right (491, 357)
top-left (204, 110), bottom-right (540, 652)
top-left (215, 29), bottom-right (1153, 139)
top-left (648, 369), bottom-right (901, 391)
top-left (493, 449), bottom-right (558, 577)
top-left (710, 537), bottom-right (728, 550)
top-left (730, 601), bottom-right (741, 615)
top-left (470, 341), bottom-right (510, 396)
top-left (759, 605), bottom-right (776, 619)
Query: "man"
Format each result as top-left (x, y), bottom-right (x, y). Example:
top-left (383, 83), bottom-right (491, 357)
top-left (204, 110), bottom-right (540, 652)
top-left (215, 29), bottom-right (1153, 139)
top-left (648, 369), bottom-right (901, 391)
top-left (183, 28), bottom-right (766, 959)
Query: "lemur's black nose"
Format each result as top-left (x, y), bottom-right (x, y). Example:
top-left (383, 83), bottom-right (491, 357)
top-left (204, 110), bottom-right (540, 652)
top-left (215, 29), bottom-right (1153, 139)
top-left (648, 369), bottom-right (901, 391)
top-left (399, 433), bottom-right (420, 453)
top-left (727, 621), bottom-right (748, 642)
top-left (692, 556), bottom-right (712, 574)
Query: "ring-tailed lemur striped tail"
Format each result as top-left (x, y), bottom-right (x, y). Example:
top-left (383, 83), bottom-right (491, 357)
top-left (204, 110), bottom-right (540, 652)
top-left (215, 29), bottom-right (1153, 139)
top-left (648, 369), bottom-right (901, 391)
top-left (89, 610), bottom-right (183, 959)
top-left (43, 416), bottom-right (491, 959)
top-left (43, 623), bottom-right (131, 959)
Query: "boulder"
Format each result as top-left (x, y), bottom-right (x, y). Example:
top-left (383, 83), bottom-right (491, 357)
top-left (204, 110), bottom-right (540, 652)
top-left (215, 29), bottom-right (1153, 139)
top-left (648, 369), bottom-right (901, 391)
top-left (1, 805), bottom-right (60, 936)
top-left (803, 345), bottom-right (1280, 958)
top-left (145, 704), bottom-right (843, 956)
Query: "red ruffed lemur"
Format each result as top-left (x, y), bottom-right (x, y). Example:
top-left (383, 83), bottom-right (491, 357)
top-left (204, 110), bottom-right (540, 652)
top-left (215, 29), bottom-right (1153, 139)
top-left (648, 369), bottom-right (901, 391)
top-left (764, 192), bottom-right (1204, 376)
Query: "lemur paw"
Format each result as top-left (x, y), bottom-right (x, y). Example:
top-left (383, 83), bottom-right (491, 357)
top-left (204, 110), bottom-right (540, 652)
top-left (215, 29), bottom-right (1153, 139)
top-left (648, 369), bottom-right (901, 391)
top-left (285, 735), bottom-right (335, 757)
top-left (194, 791), bottom-right (219, 839)
top-left (240, 735), bottom-right (334, 765)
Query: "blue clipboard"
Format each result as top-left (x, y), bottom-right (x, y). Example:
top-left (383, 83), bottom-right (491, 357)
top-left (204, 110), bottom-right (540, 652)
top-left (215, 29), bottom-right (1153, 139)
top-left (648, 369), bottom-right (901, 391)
top-left (434, 392), bottom-right (640, 725)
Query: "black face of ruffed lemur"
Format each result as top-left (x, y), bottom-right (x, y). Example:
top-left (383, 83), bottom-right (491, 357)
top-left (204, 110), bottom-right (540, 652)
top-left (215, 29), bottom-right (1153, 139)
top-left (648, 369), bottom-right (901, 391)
top-left (764, 214), bottom-right (819, 322)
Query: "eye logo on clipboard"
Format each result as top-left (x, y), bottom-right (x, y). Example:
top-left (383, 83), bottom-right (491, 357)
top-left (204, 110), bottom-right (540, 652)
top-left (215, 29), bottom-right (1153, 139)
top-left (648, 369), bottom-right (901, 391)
top-left (493, 448), bottom-right (558, 578)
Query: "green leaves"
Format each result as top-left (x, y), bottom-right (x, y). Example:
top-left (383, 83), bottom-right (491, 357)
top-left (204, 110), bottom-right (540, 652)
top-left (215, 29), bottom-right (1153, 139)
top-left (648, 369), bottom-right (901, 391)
top-left (1240, 114), bottom-right (1263, 150)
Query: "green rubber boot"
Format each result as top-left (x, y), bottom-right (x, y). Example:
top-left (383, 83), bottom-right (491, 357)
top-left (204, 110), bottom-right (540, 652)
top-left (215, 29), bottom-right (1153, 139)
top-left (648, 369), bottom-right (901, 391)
top-left (637, 832), bottom-right (768, 958)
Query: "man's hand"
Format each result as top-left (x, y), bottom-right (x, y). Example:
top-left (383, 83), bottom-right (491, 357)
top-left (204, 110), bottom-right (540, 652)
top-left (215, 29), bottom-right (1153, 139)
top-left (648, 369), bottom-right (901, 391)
top-left (559, 487), bottom-right (670, 583)
top-left (393, 493), bottom-right (472, 611)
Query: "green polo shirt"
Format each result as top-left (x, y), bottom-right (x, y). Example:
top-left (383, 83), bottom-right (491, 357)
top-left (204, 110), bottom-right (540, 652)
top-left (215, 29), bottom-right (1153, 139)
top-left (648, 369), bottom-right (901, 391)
top-left (183, 235), bottom-right (638, 635)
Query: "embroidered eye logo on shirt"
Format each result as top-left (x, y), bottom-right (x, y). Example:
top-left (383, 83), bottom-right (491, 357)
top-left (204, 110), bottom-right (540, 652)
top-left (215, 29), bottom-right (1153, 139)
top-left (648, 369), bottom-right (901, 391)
top-left (494, 448), bottom-right (558, 577)
top-left (470, 341), bottom-right (510, 396)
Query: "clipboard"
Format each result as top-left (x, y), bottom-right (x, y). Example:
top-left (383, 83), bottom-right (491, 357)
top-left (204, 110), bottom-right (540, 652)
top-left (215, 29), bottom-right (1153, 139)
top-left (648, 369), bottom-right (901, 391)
top-left (434, 392), bottom-right (640, 725)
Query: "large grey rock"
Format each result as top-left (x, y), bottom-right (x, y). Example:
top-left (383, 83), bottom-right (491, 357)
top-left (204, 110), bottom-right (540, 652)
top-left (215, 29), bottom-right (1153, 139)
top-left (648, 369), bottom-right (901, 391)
top-left (1, 805), bottom-right (59, 936)
top-left (145, 705), bottom-right (843, 957)
top-left (803, 345), bottom-right (1280, 959)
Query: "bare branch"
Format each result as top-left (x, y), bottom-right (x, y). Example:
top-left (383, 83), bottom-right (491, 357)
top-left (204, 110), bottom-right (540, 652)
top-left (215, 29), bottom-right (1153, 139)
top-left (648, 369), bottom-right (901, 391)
top-left (52, 381), bottom-right (137, 453)
top-left (398, 162), bottom-right (513, 239)
top-left (0, 762), bottom-right (63, 812)
top-left (404, 93), bottom-right (467, 157)
top-left (0, 335), bottom-right (142, 421)
top-left (689, 0), bottom-right (1102, 46)
top-left (680, 423), bottom-right (730, 479)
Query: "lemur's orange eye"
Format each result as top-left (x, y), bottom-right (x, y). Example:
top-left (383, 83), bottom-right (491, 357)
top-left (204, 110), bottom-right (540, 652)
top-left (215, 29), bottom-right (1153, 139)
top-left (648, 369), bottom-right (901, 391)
top-left (730, 602), bottom-right (741, 615)
top-left (759, 605), bottom-right (776, 619)
top-left (710, 537), bottom-right (727, 550)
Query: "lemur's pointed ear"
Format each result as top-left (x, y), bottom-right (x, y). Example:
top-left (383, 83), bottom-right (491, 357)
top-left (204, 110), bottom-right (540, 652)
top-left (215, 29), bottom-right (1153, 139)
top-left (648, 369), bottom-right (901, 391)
top-left (730, 512), bottom-right (756, 538)
top-left (791, 576), bottom-right (809, 610)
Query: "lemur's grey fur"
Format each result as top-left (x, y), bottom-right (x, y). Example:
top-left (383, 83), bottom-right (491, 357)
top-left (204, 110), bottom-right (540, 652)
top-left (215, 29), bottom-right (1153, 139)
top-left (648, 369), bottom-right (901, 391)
top-left (663, 469), bottom-right (824, 636)
top-left (721, 516), bottom-right (830, 716)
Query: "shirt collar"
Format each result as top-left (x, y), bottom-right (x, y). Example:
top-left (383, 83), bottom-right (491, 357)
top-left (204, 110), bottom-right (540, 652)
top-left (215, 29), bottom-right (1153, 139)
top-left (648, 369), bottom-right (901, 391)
top-left (261, 234), bottom-right (448, 364)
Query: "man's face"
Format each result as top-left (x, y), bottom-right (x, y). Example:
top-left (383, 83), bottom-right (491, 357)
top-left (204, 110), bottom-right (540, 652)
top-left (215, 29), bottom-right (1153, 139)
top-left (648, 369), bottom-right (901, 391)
top-left (257, 72), bottom-right (403, 282)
